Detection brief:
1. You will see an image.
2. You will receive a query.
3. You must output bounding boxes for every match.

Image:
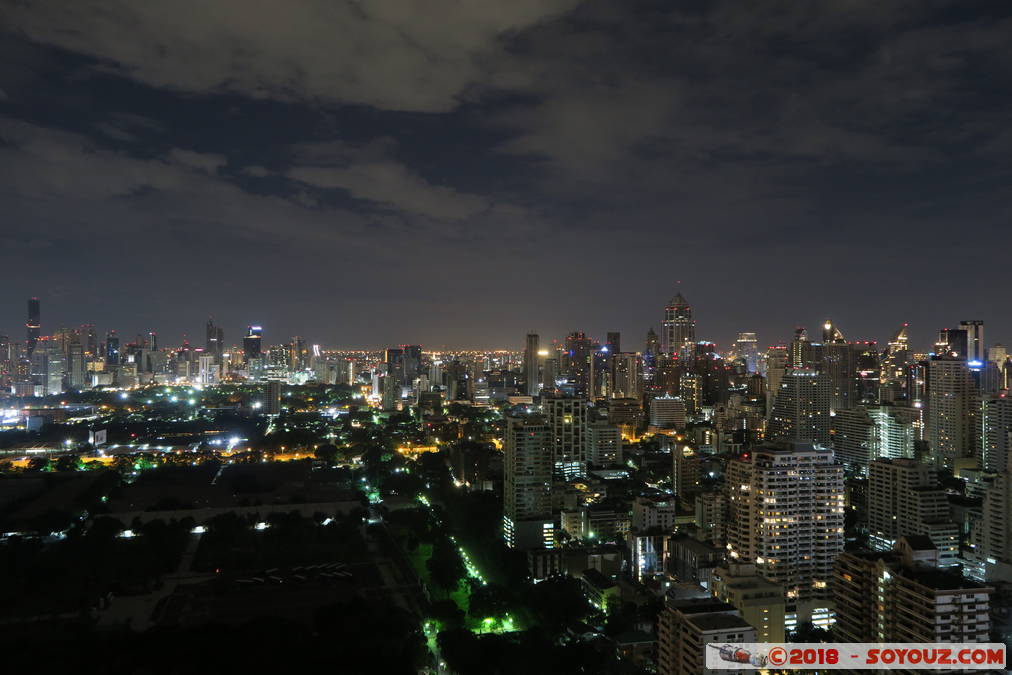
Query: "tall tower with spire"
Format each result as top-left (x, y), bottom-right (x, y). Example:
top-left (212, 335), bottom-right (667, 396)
top-left (662, 289), bottom-right (695, 357)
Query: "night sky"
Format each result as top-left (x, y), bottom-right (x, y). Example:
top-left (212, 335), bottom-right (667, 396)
top-left (2, 1), bottom-right (1010, 351)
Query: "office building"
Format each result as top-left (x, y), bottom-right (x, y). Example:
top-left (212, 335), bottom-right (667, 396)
top-left (766, 368), bottom-right (831, 446)
top-left (105, 330), bottom-right (120, 366)
top-left (611, 351), bottom-right (642, 400)
top-left (961, 320), bottom-right (985, 363)
top-left (243, 325), bottom-right (263, 362)
top-left (26, 297), bottom-right (40, 357)
top-left (67, 342), bottom-right (85, 390)
top-left (662, 291), bottom-right (695, 357)
top-left (523, 333), bottom-right (540, 397)
top-left (734, 332), bottom-right (759, 373)
top-left (205, 318), bottom-right (224, 361)
top-left (503, 415), bottom-right (554, 550)
top-left (30, 337), bottom-right (65, 396)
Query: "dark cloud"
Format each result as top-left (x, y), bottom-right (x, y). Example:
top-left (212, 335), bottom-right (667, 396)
top-left (1, 0), bottom-right (1011, 349)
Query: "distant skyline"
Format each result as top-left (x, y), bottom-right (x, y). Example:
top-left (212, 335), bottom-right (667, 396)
top-left (3, 2), bottom-right (1011, 349)
top-left (0, 293), bottom-right (999, 354)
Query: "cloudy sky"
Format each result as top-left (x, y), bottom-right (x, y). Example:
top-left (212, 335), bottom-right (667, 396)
top-left (1, 0), bottom-right (1010, 350)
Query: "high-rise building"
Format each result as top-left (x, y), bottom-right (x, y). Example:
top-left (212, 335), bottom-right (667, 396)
top-left (971, 471), bottom-right (1012, 581)
top-left (763, 345), bottom-right (788, 410)
top-left (503, 415), bottom-right (554, 550)
top-left (587, 419), bottom-right (621, 465)
top-left (30, 337), bottom-right (65, 396)
top-left (734, 332), bottom-right (759, 373)
top-left (657, 597), bottom-right (756, 675)
top-left (611, 352), bottom-right (642, 399)
top-left (831, 405), bottom-right (917, 475)
top-left (198, 354), bottom-right (219, 386)
top-left (711, 563), bottom-right (787, 642)
top-left (290, 336), bottom-right (308, 371)
top-left (662, 291), bottom-right (695, 357)
top-left (980, 395), bottom-right (1012, 473)
top-left (644, 327), bottom-right (661, 377)
top-left (649, 394), bottom-right (687, 430)
top-left (105, 330), bottom-right (120, 366)
top-left (402, 344), bottom-right (422, 382)
top-left (561, 331), bottom-right (595, 397)
top-left (542, 396), bottom-right (588, 478)
top-left (880, 323), bottom-right (910, 401)
top-left (926, 357), bottom-right (977, 468)
top-left (936, 327), bottom-right (969, 360)
top-left (264, 380), bottom-right (282, 415)
top-left (767, 368), bottom-right (832, 446)
top-left (205, 319), bottom-right (224, 362)
top-left (67, 342), bottom-right (85, 390)
top-left (26, 297), bottom-right (40, 357)
top-left (834, 547), bottom-right (992, 643)
top-left (605, 331), bottom-right (621, 354)
top-left (725, 442), bottom-right (844, 630)
top-left (523, 333), bottom-right (540, 397)
top-left (961, 320), bottom-right (985, 363)
top-left (243, 325), bottom-right (263, 362)
top-left (867, 458), bottom-right (959, 566)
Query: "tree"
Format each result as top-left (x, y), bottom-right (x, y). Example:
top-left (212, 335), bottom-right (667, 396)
top-left (426, 538), bottom-right (465, 599)
top-left (25, 457), bottom-right (50, 472)
top-left (54, 455), bottom-right (83, 472)
top-left (468, 583), bottom-right (510, 623)
top-left (314, 443), bottom-right (339, 465)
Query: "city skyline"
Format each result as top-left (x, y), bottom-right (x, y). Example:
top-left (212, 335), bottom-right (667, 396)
top-left (0, 293), bottom-right (1004, 354)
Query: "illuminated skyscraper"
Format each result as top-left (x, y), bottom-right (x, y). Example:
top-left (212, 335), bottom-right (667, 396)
top-left (543, 396), bottom-right (588, 478)
top-left (67, 342), bottom-right (85, 390)
top-left (867, 458), bottom-right (959, 566)
top-left (30, 337), bottom-right (65, 396)
top-left (961, 320), bottom-right (985, 363)
top-left (562, 331), bottom-right (594, 397)
top-left (105, 330), bottom-right (120, 366)
top-left (402, 344), bottom-right (422, 381)
top-left (980, 395), bottom-right (1012, 473)
top-left (726, 442), bottom-right (844, 630)
top-left (523, 333), bottom-right (540, 397)
top-left (205, 318), bottom-right (224, 362)
top-left (644, 327), bottom-right (661, 378)
top-left (503, 415), bottom-right (553, 549)
top-left (611, 352), bottom-right (642, 400)
top-left (767, 368), bottom-right (831, 446)
top-left (290, 336), bottom-right (308, 371)
top-left (662, 291), bottom-right (695, 357)
top-left (734, 332), bottom-right (759, 373)
top-left (264, 380), bottom-right (282, 415)
top-left (880, 323), bottom-right (910, 401)
top-left (26, 297), bottom-right (40, 357)
top-left (926, 357), bottom-right (977, 468)
top-left (243, 325), bottom-right (263, 362)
